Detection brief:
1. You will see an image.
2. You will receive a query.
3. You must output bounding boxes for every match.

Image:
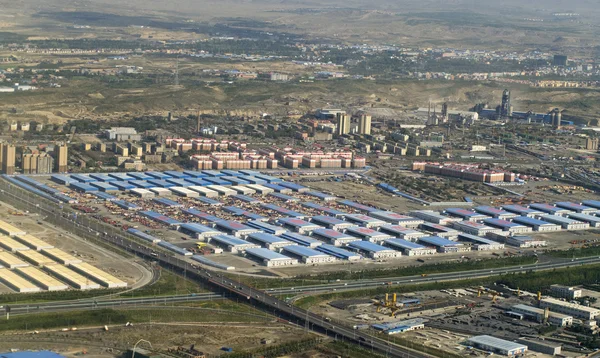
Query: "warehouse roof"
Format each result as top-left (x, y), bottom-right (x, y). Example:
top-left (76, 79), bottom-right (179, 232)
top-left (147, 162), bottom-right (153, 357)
top-left (454, 221), bottom-right (493, 229)
top-left (483, 218), bottom-right (525, 228)
top-left (153, 197), bottom-right (183, 208)
top-left (457, 233), bottom-right (498, 245)
top-left (127, 172), bottom-right (152, 180)
top-left (446, 208), bottom-right (488, 218)
top-left (269, 193), bottom-right (299, 202)
top-left (139, 211), bottom-right (182, 225)
top-left (582, 200), bottom-right (600, 209)
top-left (246, 248), bottom-right (292, 261)
top-left (246, 220), bottom-right (286, 234)
top-left (541, 214), bottom-right (582, 224)
top-left (215, 220), bottom-right (256, 231)
top-left (93, 191), bottom-right (117, 201)
top-left (419, 236), bottom-right (460, 247)
top-left (196, 197), bottom-right (222, 206)
top-left (180, 223), bottom-right (220, 234)
top-left (261, 203), bottom-right (305, 218)
top-left (283, 245), bottom-right (330, 258)
top-left (108, 173), bottom-right (133, 181)
top-left (512, 216), bottom-right (556, 226)
top-left (467, 335), bottom-right (527, 353)
top-left (474, 206), bottom-right (515, 216)
top-left (369, 211), bottom-right (420, 221)
top-left (111, 181), bottom-right (134, 190)
top-left (379, 225), bottom-right (424, 236)
top-left (263, 183), bottom-right (292, 192)
top-left (337, 199), bottom-right (379, 213)
top-left (348, 240), bottom-right (393, 253)
top-left (568, 213), bottom-right (600, 223)
top-left (384, 239), bottom-right (427, 250)
top-left (278, 182), bottom-right (308, 191)
top-left (248, 232), bottom-right (291, 245)
top-left (555, 201), bottom-right (594, 212)
top-left (278, 217), bottom-right (321, 228)
top-left (529, 203), bottom-right (571, 214)
top-left (147, 179), bottom-right (175, 188)
top-left (90, 182), bottom-right (119, 191)
top-left (90, 173), bottom-right (116, 182)
top-left (345, 214), bottom-right (386, 224)
top-left (313, 228), bottom-right (353, 239)
top-left (502, 204), bottom-right (543, 215)
top-left (183, 170), bottom-right (208, 178)
top-left (317, 244), bottom-right (362, 259)
top-left (202, 170), bottom-right (226, 177)
top-left (71, 174), bottom-right (94, 182)
top-left (346, 226), bottom-right (391, 238)
top-left (306, 191), bottom-right (337, 200)
top-left (212, 235), bottom-right (254, 246)
top-left (164, 171), bottom-right (190, 179)
top-left (113, 200), bottom-right (140, 210)
top-left (281, 232), bottom-right (323, 247)
top-left (69, 182), bottom-right (98, 192)
top-left (421, 223), bottom-right (459, 232)
top-left (184, 178), bottom-right (211, 186)
top-left (183, 208), bottom-right (222, 222)
top-left (233, 194), bottom-right (259, 204)
top-left (146, 171), bottom-right (172, 179)
top-left (310, 215), bottom-right (348, 225)
top-left (166, 178), bottom-right (192, 187)
top-left (129, 180), bottom-right (154, 188)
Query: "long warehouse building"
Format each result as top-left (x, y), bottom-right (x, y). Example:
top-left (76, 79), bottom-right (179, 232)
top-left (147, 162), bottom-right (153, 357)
top-left (69, 262), bottom-right (128, 288)
top-left (245, 248), bottom-right (298, 267)
top-left (282, 245), bottom-right (335, 264)
top-left (383, 239), bottom-right (436, 256)
top-left (511, 216), bottom-right (561, 232)
top-left (0, 268), bottom-right (41, 293)
top-left (16, 266), bottom-right (69, 291)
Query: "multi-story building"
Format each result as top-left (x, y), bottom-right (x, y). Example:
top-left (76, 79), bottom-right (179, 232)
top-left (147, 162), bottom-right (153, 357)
top-left (336, 113), bottom-right (350, 136)
top-left (2, 144), bottom-right (16, 175)
top-left (511, 304), bottom-right (573, 327)
top-left (358, 114), bottom-right (372, 135)
top-left (22, 152), bottom-right (54, 174)
top-left (54, 144), bottom-right (68, 173)
top-left (539, 298), bottom-right (600, 320)
top-left (550, 285), bottom-right (582, 299)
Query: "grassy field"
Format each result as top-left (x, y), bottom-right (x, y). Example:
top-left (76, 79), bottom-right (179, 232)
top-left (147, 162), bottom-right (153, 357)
top-left (2, 304), bottom-right (270, 332)
top-left (120, 269), bottom-right (207, 298)
top-left (229, 255), bottom-right (537, 289)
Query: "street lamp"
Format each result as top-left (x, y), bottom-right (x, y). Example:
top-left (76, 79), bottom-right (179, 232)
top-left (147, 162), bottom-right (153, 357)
top-left (131, 339), bottom-right (152, 358)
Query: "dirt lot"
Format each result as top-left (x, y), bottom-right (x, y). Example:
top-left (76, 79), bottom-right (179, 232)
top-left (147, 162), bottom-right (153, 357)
top-left (0, 322), bottom-right (314, 358)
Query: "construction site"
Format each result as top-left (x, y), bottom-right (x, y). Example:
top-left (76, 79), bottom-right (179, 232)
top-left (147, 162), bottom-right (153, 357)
top-left (317, 284), bottom-right (600, 357)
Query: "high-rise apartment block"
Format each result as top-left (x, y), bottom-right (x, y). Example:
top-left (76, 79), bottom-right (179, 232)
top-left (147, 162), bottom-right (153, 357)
top-left (1, 144), bottom-right (16, 175)
top-left (358, 114), bottom-right (372, 135)
top-left (336, 113), bottom-right (350, 136)
top-left (54, 144), bottom-right (68, 173)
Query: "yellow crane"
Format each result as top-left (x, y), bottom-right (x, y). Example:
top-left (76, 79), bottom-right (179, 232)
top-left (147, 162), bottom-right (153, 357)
top-left (374, 293), bottom-right (401, 317)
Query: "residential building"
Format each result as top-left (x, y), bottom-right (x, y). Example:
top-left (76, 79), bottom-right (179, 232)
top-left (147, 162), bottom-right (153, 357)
top-left (54, 144), bottom-right (68, 173)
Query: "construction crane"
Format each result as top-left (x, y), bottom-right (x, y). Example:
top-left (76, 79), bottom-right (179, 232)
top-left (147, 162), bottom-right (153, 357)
top-left (374, 293), bottom-right (401, 317)
top-left (478, 288), bottom-right (500, 304)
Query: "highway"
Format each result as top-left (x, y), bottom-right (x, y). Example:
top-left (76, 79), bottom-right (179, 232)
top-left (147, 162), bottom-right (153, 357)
top-left (1, 179), bottom-right (600, 357)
